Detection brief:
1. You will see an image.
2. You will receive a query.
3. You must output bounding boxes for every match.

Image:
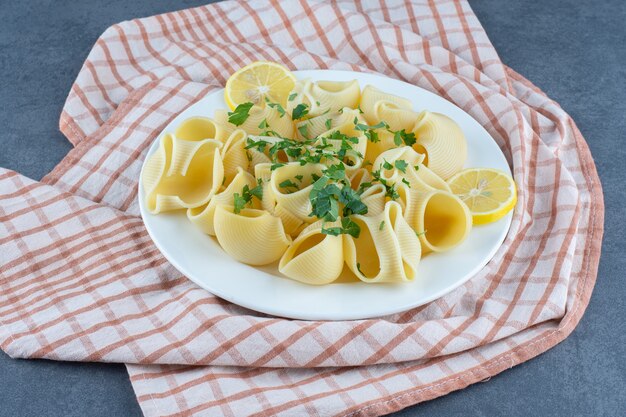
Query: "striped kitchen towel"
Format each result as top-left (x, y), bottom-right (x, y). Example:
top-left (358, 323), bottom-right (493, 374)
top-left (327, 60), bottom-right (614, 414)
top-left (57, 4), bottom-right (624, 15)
top-left (0, 1), bottom-right (603, 416)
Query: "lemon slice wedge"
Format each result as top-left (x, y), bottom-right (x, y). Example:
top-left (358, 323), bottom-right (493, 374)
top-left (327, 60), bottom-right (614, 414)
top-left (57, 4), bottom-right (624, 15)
top-left (447, 168), bottom-right (517, 225)
top-left (224, 61), bottom-right (296, 110)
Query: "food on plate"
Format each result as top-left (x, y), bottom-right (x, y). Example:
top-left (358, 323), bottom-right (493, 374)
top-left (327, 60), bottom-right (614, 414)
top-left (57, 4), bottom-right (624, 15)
top-left (142, 62), bottom-right (516, 284)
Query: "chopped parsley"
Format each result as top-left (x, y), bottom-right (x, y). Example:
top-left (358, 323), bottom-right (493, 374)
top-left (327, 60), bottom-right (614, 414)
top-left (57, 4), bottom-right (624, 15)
top-left (279, 179), bottom-right (299, 192)
top-left (325, 118), bottom-right (332, 129)
top-left (385, 184), bottom-right (399, 200)
top-left (321, 217), bottom-right (361, 238)
top-left (392, 129), bottom-right (417, 146)
top-left (297, 124), bottom-right (309, 138)
top-left (258, 118), bottom-right (269, 129)
top-left (379, 220), bottom-right (385, 230)
top-left (395, 159), bottom-right (408, 173)
top-left (228, 102), bottom-right (254, 126)
top-left (245, 137), bottom-right (270, 152)
top-left (265, 97), bottom-right (286, 117)
top-left (291, 103), bottom-right (309, 120)
top-left (323, 163), bottom-right (346, 181)
top-left (233, 182), bottom-right (263, 214)
top-left (288, 92), bottom-right (297, 101)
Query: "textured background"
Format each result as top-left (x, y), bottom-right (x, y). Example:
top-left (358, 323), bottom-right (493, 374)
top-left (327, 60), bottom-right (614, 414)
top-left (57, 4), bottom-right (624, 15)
top-left (0, 1), bottom-right (624, 416)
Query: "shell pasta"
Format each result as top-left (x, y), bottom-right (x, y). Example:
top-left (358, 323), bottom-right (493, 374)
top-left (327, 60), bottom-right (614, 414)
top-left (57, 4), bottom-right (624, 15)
top-left (142, 66), bottom-right (481, 285)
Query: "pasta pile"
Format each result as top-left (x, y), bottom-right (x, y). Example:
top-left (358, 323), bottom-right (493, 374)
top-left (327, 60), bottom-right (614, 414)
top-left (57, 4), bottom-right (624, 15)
top-left (142, 79), bottom-right (473, 285)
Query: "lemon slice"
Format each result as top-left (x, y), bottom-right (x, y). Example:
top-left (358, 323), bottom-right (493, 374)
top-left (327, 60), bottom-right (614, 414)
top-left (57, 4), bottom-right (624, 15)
top-left (224, 61), bottom-right (296, 110)
top-left (447, 168), bottom-right (517, 225)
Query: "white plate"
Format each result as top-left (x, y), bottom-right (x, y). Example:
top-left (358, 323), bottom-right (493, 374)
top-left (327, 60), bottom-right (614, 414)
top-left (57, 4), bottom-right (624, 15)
top-left (138, 70), bottom-right (513, 321)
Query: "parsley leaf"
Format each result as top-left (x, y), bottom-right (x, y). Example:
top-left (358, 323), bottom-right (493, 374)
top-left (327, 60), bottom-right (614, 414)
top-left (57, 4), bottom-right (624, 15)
top-left (321, 217), bottom-right (361, 238)
top-left (291, 103), bottom-right (309, 120)
top-left (385, 183), bottom-right (399, 200)
top-left (392, 129), bottom-right (417, 146)
top-left (245, 138), bottom-right (270, 152)
top-left (340, 217), bottom-right (361, 238)
top-left (395, 159), bottom-right (408, 173)
top-left (309, 176), bottom-right (341, 221)
top-left (279, 179), bottom-right (299, 191)
top-left (297, 124), bottom-right (309, 138)
top-left (228, 102), bottom-right (254, 126)
top-left (323, 163), bottom-right (346, 181)
top-left (295, 174), bottom-right (303, 182)
top-left (339, 187), bottom-right (368, 216)
top-left (401, 177), bottom-right (411, 187)
top-left (325, 118), bottom-right (332, 129)
top-left (265, 98), bottom-right (286, 117)
top-left (382, 159), bottom-right (393, 170)
top-left (233, 183), bottom-right (263, 214)
top-left (258, 118), bottom-right (269, 129)
top-left (379, 220), bottom-right (385, 230)
top-left (288, 92), bottom-right (297, 101)
top-left (233, 193), bottom-right (247, 214)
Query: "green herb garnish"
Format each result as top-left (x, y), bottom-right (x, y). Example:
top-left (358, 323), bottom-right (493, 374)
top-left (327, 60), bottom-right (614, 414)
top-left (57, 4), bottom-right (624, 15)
top-left (292, 103), bottom-right (309, 120)
top-left (392, 129), bottom-right (417, 146)
top-left (395, 159), bottom-right (408, 173)
top-left (233, 183), bottom-right (263, 214)
top-left (321, 217), bottom-right (361, 238)
top-left (228, 102), bottom-right (254, 126)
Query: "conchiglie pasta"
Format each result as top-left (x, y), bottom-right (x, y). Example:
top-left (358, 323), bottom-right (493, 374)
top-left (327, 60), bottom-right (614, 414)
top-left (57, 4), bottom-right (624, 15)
top-left (412, 111), bottom-right (467, 180)
top-left (142, 134), bottom-right (223, 213)
top-left (254, 163), bottom-right (277, 213)
top-left (214, 205), bottom-right (291, 265)
top-left (288, 79), bottom-right (360, 118)
top-left (364, 129), bottom-right (398, 164)
top-left (316, 122), bottom-right (368, 168)
top-left (343, 201), bottom-right (421, 283)
top-left (360, 85), bottom-right (418, 131)
top-left (405, 190), bottom-right (472, 253)
top-left (360, 183), bottom-right (386, 217)
top-left (373, 146), bottom-right (450, 193)
top-left (279, 220), bottom-right (344, 284)
top-left (295, 108), bottom-right (363, 140)
top-left (187, 168), bottom-right (259, 235)
top-left (246, 135), bottom-right (293, 167)
top-left (348, 168), bottom-right (371, 190)
top-left (174, 117), bottom-right (233, 143)
top-left (270, 163), bottom-right (325, 234)
top-left (143, 69), bottom-right (488, 287)
top-left (215, 105), bottom-right (294, 138)
top-left (221, 130), bottom-right (249, 185)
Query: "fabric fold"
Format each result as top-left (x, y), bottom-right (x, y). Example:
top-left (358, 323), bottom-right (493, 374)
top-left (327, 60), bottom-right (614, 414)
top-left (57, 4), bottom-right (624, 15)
top-left (0, 1), bottom-right (603, 416)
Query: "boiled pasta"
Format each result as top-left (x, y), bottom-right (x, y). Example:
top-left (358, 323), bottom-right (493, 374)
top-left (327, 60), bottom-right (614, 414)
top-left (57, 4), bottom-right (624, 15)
top-left (412, 111), bottom-right (467, 180)
top-left (143, 67), bottom-right (484, 286)
top-left (143, 134), bottom-right (223, 214)
top-left (279, 220), bottom-right (344, 284)
top-left (287, 79), bottom-right (360, 118)
top-left (213, 205), bottom-right (291, 265)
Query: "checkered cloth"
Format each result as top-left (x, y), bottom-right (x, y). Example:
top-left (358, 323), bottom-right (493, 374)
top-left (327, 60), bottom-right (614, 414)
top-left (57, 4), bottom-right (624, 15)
top-left (0, 1), bottom-right (603, 416)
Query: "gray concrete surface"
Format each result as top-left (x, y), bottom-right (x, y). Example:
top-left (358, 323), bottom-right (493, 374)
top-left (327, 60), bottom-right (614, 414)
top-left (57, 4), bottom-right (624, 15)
top-left (0, 0), bottom-right (624, 416)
